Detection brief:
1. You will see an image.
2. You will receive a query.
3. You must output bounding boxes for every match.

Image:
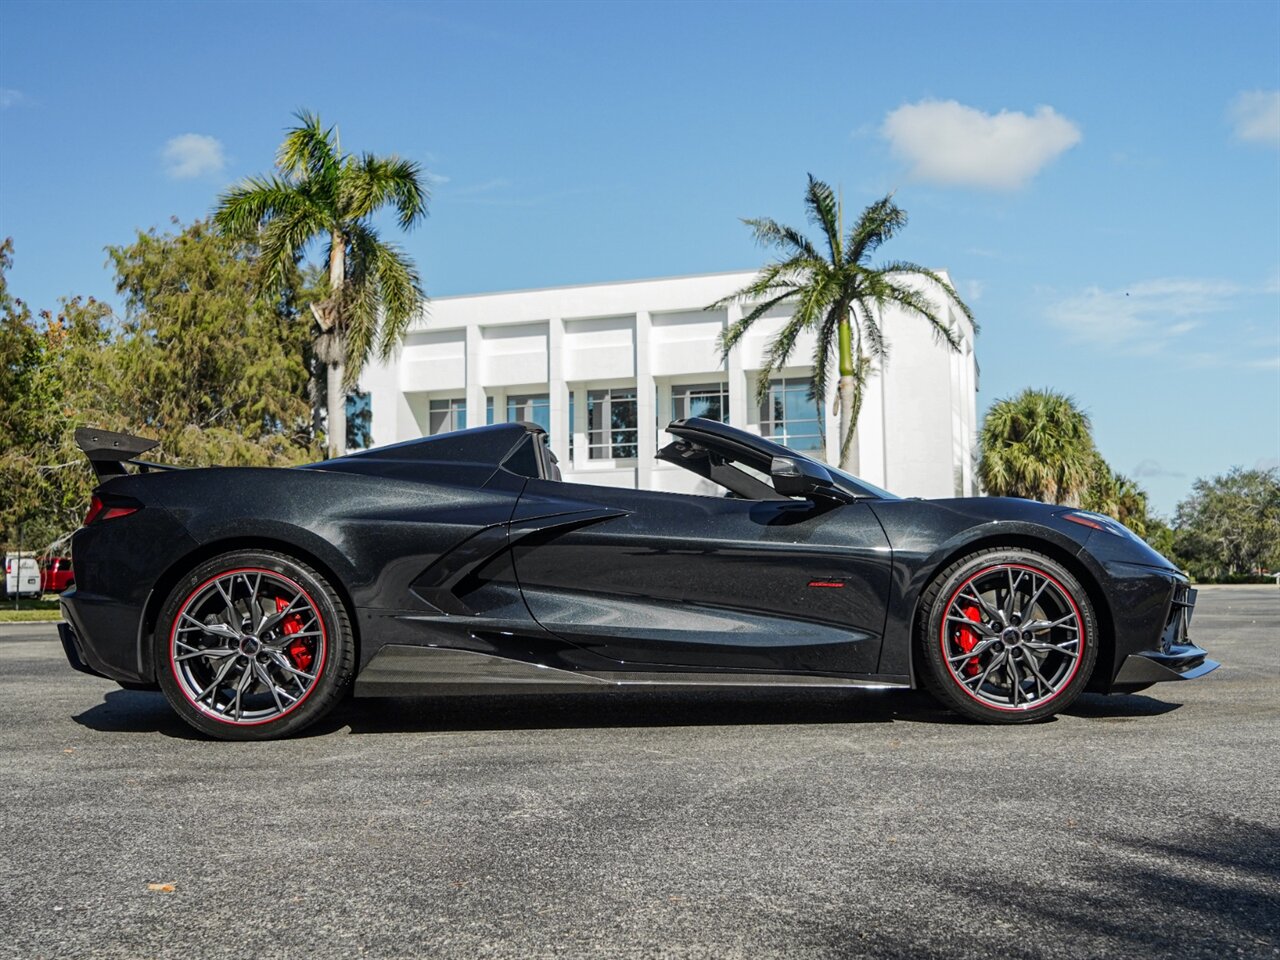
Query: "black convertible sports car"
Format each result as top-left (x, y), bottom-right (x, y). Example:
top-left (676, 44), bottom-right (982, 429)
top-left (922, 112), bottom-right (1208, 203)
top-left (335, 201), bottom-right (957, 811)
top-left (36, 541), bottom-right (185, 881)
top-left (59, 419), bottom-right (1217, 740)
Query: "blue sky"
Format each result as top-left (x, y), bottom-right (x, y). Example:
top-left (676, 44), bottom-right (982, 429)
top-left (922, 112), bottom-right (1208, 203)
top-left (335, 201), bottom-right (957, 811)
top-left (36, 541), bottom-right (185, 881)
top-left (1, 0), bottom-right (1277, 514)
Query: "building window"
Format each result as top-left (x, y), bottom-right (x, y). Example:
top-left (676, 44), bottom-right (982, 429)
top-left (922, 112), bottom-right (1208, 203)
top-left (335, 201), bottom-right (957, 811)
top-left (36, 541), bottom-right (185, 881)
top-left (672, 381), bottom-right (729, 423)
top-left (428, 397), bottom-right (466, 435)
top-left (485, 396), bottom-right (494, 425)
top-left (345, 390), bottom-right (372, 450)
top-left (507, 394), bottom-right (551, 437)
top-left (760, 377), bottom-right (823, 454)
top-left (587, 387), bottom-right (637, 460)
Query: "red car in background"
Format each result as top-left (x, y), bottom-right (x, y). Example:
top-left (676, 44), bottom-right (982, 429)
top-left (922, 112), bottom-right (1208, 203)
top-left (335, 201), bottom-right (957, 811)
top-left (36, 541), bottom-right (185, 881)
top-left (41, 557), bottom-right (74, 594)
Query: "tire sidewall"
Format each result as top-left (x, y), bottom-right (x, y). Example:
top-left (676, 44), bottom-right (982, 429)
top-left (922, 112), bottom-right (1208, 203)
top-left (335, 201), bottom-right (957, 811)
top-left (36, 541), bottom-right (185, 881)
top-left (155, 550), bottom-right (352, 741)
top-left (920, 549), bottom-right (1098, 723)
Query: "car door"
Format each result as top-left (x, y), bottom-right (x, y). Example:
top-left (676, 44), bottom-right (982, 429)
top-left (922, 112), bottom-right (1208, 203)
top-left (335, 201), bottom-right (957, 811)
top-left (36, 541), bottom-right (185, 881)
top-left (510, 478), bottom-right (892, 675)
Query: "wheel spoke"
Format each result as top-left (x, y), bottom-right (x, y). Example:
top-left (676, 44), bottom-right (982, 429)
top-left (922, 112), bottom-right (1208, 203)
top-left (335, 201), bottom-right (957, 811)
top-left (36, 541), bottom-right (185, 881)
top-left (253, 660), bottom-right (286, 713)
top-left (1007, 654), bottom-right (1022, 706)
top-left (263, 627), bottom-right (322, 649)
top-left (194, 654), bottom-right (240, 704)
top-left (1024, 637), bottom-right (1079, 656)
top-left (230, 659), bottom-right (254, 721)
top-left (1019, 575), bottom-right (1050, 620)
top-left (1022, 614), bottom-right (1076, 635)
top-left (945, 614), bottom-right (995, 637)
top-left (178, 614), bottom-right (239, 642)
top-left (212, 577), bottom-right (238, 620)
top-left (176, 645), bottom-right (237, 662)
top-left (965, 650), bottom-right (1007, 690)
top-left (947, 638), bottom-right (998, 663)
top-left (959, 589), bottom-right (1001, 624)
top-left (268, 651), bottom-right (316, 685)
top-left (1002, 568), bottom-right (1024, 620)
top-left (1020, 650), bottom-right (1055, 699)
top-left (256, 594), bottom-right (304, 637)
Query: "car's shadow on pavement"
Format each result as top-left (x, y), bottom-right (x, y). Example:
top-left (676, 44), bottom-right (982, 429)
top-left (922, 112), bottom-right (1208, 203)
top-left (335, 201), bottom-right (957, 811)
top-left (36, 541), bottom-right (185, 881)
top-left (72, 689), bottom-right (205, 739)
top-left (328, 688), bottom-right (947, 735)
top-left (71, 686), bottom-right (1183, 739)
top-left (1067, 691), bottom-right (1183, 719)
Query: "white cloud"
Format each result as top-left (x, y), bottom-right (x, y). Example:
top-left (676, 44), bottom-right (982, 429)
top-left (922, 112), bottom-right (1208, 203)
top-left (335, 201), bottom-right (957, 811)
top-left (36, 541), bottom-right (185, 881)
top-left (881, 100), bottom-right (1081, 190)
top-left (1229, 90), bottom-right (1280, 146)
top-left (1132, 459), bottom-right (1185, 479)
top-left (0, 88), bottom-right (24, 109)
top-left (1047, 279), bottom-right (1240, 355)
top-left (161, 133), bottom-right (226, 179)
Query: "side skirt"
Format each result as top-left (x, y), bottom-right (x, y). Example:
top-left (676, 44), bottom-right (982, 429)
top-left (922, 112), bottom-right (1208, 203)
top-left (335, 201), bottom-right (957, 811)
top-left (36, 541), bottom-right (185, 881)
top-left (353, 645), bottom-right (909, 698)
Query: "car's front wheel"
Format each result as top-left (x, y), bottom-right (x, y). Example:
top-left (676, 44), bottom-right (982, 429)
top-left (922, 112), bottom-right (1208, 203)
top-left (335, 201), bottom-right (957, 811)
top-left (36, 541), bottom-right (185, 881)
top-left (155, 550), bottom-right (354, 740)
top-left (918, 548), bottom-right (1098, 723)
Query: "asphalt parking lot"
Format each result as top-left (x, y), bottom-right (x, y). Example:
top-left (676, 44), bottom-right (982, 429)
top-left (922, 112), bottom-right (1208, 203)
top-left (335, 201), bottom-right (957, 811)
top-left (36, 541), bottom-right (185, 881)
top-left (1, 586), bottom-right (1277, 960)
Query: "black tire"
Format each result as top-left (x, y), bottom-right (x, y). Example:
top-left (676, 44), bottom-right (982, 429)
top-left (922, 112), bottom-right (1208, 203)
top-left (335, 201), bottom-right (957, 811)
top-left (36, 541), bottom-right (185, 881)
top-left (917, 548), bottom-right (1098, 724)
top-left (155, 550), bottom-right (355, 740)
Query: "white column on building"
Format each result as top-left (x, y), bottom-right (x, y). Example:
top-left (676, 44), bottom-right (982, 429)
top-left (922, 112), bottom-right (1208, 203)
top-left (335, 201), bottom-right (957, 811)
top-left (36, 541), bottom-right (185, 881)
top-left (464, 324), bottom-right (485, 430)
top-left (635, 310), bottom-right (655, 490)
top-left (725, 302), bottom-right (747, 428)
top-left (547, 316), bottom-right (568, 465)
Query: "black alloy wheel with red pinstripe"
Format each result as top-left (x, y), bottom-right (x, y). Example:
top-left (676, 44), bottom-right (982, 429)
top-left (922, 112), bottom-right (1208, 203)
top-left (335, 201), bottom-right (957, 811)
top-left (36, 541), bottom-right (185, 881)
top-left (918, 548), bottom-right (1098, 723)
top-left (155, 550), bottom-right (355, 741)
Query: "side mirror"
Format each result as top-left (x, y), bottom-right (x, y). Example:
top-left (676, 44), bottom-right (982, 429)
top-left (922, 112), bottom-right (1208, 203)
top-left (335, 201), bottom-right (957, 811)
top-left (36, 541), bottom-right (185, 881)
top-left (770, 456), bottom-right (842, 500)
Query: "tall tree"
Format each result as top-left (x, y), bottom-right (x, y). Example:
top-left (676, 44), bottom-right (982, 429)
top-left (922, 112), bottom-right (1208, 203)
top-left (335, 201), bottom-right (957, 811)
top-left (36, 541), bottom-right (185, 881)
top-left (0, 223), bottom-right (323, 551)
top-left (105, 219), bottom-right (317, 464)
top-left (716, 176), bottom-right (974, 470)
top-left (1173, 467), bottom-right (1280, 579)
top-left (978, 388), bottom-right (1097, 506)
top-left (214, 111), bottom-right (428, 457)
top-left (1082, 459), bottom-right (1151, 538)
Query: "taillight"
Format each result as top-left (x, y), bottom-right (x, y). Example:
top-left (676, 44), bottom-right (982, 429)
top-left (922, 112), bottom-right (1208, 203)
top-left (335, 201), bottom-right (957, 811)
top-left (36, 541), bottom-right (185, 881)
top-left (83, 495), bottom-right (139, 526)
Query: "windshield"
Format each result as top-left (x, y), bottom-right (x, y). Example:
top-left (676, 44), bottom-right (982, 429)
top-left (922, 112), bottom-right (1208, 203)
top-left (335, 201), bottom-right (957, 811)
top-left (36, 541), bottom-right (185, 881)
top-left (824, 463), bottom-right (898, 500)
top-left (660, 418), bottom-right (899, 502)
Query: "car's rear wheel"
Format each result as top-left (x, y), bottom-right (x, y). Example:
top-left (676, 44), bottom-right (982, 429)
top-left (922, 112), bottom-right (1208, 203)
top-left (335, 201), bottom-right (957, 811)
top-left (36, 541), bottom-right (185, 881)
top-left (155, 550), bottom-right (354, 740)
top-left (918, 548), bottom-right (1097, 723)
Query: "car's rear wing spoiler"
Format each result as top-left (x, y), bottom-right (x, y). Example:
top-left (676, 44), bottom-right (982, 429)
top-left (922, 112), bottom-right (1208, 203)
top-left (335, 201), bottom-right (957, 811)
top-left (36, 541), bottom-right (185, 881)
top-left (74, 426), bottom-right (183, 482)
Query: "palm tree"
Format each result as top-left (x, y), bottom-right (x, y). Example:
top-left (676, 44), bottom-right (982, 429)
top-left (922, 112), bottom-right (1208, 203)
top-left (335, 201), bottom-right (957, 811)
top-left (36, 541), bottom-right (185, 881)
top-left (716, 175), bottom-right (974, 471)
top-left (1083, 459), bottom-right (1150, 536)
top-left (978, 388), bottom-right (1097, 506)
top-left (215, 111), bottom-right (428, 457)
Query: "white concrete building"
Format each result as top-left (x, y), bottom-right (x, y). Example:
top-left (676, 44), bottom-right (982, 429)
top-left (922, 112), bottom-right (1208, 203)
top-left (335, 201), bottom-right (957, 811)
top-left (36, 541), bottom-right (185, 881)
top-left (359, 270), bottom-right (979, 499)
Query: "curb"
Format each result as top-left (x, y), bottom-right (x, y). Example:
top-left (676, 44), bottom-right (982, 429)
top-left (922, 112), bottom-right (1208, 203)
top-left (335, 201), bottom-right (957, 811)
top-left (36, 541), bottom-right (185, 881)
top-left (0, 619), bottom-right (62, 631)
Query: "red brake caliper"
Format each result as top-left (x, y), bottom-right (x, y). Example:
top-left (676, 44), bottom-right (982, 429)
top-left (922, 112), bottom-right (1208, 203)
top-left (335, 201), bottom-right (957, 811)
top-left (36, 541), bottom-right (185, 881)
top-left (956, 605), bottom-right (982, 676)
top-left (275, 596), bottom-right (313, 671)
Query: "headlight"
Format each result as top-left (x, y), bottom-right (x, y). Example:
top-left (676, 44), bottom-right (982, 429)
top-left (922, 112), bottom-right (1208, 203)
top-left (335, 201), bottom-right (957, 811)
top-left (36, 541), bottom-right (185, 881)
top-left (1059, 510), bottom-right (1138, 541)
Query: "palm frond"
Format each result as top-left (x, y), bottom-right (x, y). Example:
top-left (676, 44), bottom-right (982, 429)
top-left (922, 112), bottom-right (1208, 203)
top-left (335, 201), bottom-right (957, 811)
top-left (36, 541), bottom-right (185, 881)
top-left (277, 109), bottom-right (341, 184)
top-left (753, 278), bottom-right (832, 403)
top-left (845, 194), bottom-right (906, 265)
top-left (258, 204), bottom-right (326, 293)
top-left (343, 224), bottom-right (423, 384)
top-left (803, 175), bottom-right (842, 264)
top-left (744, 217), bottom-right (821, 260)
top-left (866, 275), bottom-right (962, 352)
top-left (851, 294), bottom-right (888, 362)
top-left (717, 288), bottom-right (796, 359)
top-left (214, 175), bottom-right (311, 239)
top-left (341, 153), bottom-right (429, 228)
top-left (810, 306), bottom-right (839, 426)
top-left (876, 260), bottom-right (977, 331)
